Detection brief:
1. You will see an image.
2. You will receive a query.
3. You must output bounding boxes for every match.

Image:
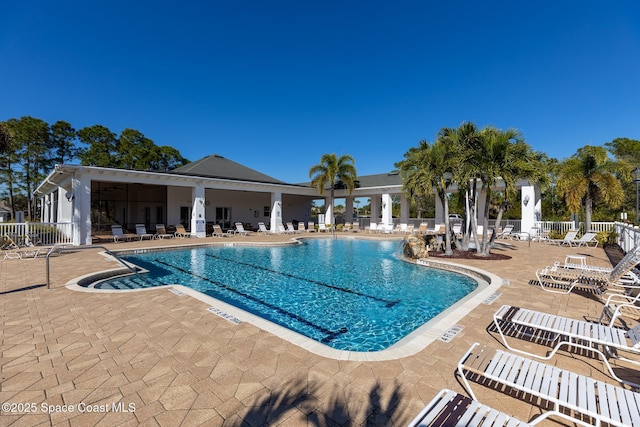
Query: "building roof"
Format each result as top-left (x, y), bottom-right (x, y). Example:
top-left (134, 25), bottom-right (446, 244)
top-left (355, 171), bottom-right (402, 188)
top-left (171, 154), bottom-right (286, 185)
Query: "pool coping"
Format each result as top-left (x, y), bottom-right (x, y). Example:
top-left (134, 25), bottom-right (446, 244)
top-left (64, 236), bottom-right (503, 361)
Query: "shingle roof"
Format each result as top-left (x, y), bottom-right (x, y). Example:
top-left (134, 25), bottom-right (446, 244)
top-left (171, 154), bottom-right (286, 184)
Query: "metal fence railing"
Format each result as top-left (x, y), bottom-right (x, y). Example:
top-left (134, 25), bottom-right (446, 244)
top-left (615, 222), bottom-right (640, 253)
top-left (1, 222), bottom-right (75, 247)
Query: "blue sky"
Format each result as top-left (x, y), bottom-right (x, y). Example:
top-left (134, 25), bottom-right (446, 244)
top-left (2, 1), bottom-right (639, 183)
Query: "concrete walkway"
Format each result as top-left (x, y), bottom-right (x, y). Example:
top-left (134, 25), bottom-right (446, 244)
top-left (1, 234), bottom-right (638, 426)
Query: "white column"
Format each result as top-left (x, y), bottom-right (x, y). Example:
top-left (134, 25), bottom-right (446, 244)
top-left (324, 197), bottom-right (333, 225)
top-left (521, 185), bottom-right (536, 233)
top-left (72, 172), bottom-right (92, 245)
top-left (270, 192), bottom-right (282, 231)
top-left (381, 193), bottom-right (393, 226)
top-left (400, 193), bottom-right (409, 224)
top-left (190, 184), bottom-right (206, 238)
top-left (43, 195), bottom-right (51, 222)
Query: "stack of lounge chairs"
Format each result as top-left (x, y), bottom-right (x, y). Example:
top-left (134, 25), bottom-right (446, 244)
top-left (409, 245), bottom-right (640, 427)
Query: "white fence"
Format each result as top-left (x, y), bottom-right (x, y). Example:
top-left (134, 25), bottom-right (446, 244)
top-left (615, 222), bottom-right (640, 253)
top-left (1, 222), bottom-right (75, 247)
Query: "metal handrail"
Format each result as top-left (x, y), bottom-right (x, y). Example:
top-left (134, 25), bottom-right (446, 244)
top-left (46, 245), bottom-right (137, 289)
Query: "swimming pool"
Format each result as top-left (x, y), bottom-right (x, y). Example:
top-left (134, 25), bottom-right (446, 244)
top-left (96, 239), bottom-right (478, 352)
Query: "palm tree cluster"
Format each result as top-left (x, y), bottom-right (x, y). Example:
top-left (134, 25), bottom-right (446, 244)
top-left (396, 122), bottom-right (545, 256)
top-left (309, 154), bottom-right (358, 225)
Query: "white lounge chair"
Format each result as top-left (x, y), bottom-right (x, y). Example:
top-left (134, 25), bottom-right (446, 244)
top-left (342, 222), bottom-right (352, 232)
top-left (599, 292), bottom-right (640, 327)
top-left (574, 231), bottom-right (599, 247)
top-left (307, 221), bottom-right (316, 232)
top-left (111, 225), bottom-right (136, 242)
top-left (366, 222), bottom-right (378, 233)
top-left (297, 222), bottom-right (306, 233)
top-left (211, 224), bottom-right (228, 237)
top-left (135, 224), bottom-right (154, 240)
top-left (154, 224), bottom-right (174, 239)
top-left (535, 244), bottom-right (640, 298)
top-left (549, 230), bottom-right (579, 246)
top-left (493, 304), bottom-right (640, 388)
top-left (286, 222), bottom-right (298, 233)
top-left (408, 388), bottom-right (581, 427)
top-left (232, 222), bottom-right (251, 236)
top-left (318, 223), bottom-right (329, 232)
top-left (496, 224), bottom-right (514, 239)
top-left (458, 343), bottom-right (640, 427)
top-left (257, 222), bottom-right (269, 234)
top-left (351, 222), bottom-right (360, 233)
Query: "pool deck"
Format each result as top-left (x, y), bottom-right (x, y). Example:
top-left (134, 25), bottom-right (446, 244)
top-left (1, 233), bottom-right (639, 426)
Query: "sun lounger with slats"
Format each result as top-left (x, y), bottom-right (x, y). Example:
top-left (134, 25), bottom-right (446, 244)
top-left (408, 388), bottom-right (587, 427)
top-left (535, 244), bottom-right (640, 298)
top-left (493, 304), bottom-right (640, 388)
top-left (457, 342), bottom-right (640, 427)
top-left (111, 225), bottom-right (136, 242)
top-left (548, 230), bottom-right (579, 246)
top-left (174, 224), bottom-right (190, 238)
top-left (135, 224), bottom-right (154, 240)
top-left (154, 224), bottom-right (174, 239)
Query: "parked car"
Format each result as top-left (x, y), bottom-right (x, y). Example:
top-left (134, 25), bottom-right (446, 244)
top-left (448, 214), bottom-right (463, 222)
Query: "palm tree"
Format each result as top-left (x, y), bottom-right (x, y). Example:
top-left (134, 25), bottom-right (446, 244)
top-left (556, 145), bottom-right (624, 232)
top-left (438, 122), bottom-right (484, 251)
top-left (475, 127), bottom-right (545, 255)
top-left (396, 139), bottom-right (457, 255)
top-left (309, 154), bottom-right (357, 225)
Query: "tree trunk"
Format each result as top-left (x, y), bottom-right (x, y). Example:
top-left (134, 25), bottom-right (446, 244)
top-left (480, 188), bottom-right (492, 256)
top-left (441, 191), bottom-right (453, 255)
top-left (585, 193), bottom-right (592, 232)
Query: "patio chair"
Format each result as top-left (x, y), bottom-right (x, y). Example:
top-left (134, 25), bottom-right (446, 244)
top-left (211, 224), bottom-right (228, 237)
top-left (351, 222), bottom-right (360, 233)
top-left (416, 222), bottom-right (428, 235)
top-left (307, 221), bottom-right (316, 232)
top-left (342, 222), bottom-right (352, 232)
top-left (318, 223), bottom-right (329, 232)
top-left (154, 224), bottom-right (174, 239)
top-left (111, 225), bottom-right (136, 243)
top-left (574, 231), bottom-right (599, 247)
top-left (297, 222), bottom-right (306, 233)
top-left (232, 222), bottom-right (251, 236)
top-left (548, 230), bottom-right (579, 246)
top-left (366, 222), bottom-right (378, 233)
top-left (257, 222), bottom-right (269, 234)
top-left (496, 224), bottom-right (514, 239)
top-left (493, 304), bottom-right (640, 388)
top-left (598, 292), bottom-right (640, 327)
top-left (408, 388), bottom-right (581, 427)
top-left (393, 223), bottom-right (407, 234)
top-left (135, 224), bottom-right (154, 240)
top-left (174, 224), bottom-right (190, 238)
top-left (457, 342), bottom-right (640, 427)
top-left (286, 222), bottom-right (298, 233)
top-left (406, 224), bottom-right (415, 234)
top-left (535, 244), bottom-right (640, 298)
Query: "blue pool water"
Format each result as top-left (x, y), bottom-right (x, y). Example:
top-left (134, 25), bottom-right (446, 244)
top-left (97, 239), bottom-right (478, 351)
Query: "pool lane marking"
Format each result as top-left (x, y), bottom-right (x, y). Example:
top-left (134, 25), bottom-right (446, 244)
top-left (154, 259), bottom-right (348, 343)
top-left (205, 253), bottom-right (400, 308)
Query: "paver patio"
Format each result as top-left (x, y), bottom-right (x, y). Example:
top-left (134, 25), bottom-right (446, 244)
top-left (1, 234), bottom-right (638, 426)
